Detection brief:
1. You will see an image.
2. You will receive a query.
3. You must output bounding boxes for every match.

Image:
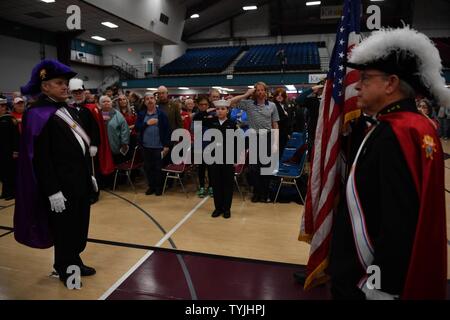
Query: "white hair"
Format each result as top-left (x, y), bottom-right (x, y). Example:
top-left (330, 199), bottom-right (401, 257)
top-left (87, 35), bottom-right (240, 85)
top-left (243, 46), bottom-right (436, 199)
top-left (99, 95), bottom-right (111, 104)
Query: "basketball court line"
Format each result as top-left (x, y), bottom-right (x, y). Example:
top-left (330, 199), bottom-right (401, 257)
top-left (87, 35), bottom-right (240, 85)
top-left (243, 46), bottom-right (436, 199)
top-left (98, 196), bottom-right (210, 300)
top-left (0, 203), bottom-right (15, 211)
top-left (0, 191), bottom-right (205, 300)
top-left (87, 236), bottom-right (308, 268)
top-left (0, 231), bottom-right (13, 239)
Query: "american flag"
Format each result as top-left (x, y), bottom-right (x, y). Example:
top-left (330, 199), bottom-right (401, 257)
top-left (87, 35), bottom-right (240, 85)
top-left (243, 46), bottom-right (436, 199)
top-left (299, 0), bottom-right (362, 290)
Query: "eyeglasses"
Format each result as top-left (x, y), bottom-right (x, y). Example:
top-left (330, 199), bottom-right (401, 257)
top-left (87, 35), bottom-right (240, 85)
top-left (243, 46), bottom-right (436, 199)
top-left (359, 72), bottom-right (388, 82)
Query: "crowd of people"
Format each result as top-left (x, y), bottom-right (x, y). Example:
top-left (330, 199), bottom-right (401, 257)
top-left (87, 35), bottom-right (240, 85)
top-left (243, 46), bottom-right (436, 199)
top-left (1, 79), bottom-right (315, 204)
top-left (1, 26), bottom-right (449, 297)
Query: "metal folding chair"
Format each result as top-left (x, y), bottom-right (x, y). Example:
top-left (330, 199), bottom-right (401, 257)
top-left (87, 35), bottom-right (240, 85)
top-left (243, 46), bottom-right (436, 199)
top-left (112, 145), bottom-right (143, 193)
top-left (273, 149), bottom-right (308, 204)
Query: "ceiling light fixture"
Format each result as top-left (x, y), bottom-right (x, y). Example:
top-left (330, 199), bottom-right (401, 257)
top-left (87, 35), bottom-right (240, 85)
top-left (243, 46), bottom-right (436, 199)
top-left (101, 21), bottom-right (119, 28)
top-left (190, 14), bottom-right (200, 19)
top-left (243, 6), bottom-right (258, 11)
top-left (40, 0), bottom-right (56, 3)
top-left (306, 1), bottom-right (321, 6)
top-left (285, 85), bottom-right (297, 91)
top-left (178, 87), bottom-right (190, 90)
top-left (91, 36), bottom-right (106, 41)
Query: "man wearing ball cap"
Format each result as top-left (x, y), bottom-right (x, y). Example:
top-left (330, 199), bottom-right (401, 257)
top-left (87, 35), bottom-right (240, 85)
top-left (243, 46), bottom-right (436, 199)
top-left (329, 27), bottom-right (449, 300)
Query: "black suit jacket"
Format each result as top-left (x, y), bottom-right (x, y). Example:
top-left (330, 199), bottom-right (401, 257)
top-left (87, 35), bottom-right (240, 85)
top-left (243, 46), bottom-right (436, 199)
top-left (204, 117), bottom-right (238, 164)
top-left (32, 97), bottom-right (92, 200)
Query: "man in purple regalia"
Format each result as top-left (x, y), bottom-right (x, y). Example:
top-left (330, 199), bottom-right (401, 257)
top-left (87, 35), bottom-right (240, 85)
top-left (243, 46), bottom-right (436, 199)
top-left (14, 59), bottom-right (96, 288)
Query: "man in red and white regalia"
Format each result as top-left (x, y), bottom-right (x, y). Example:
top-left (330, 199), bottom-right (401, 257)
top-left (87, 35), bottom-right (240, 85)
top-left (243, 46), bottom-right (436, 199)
top-left (329, 27), bottom-right (449, 300)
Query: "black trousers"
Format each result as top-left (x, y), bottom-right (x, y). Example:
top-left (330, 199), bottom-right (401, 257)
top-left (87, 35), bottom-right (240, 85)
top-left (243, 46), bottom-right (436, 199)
top-left (0, 157), bottom-right (16, 198)
top-left (49, 196), bottom-right (90, 276)
top-left (143, 147), bottom-right (163, 192)
top-left (210, 164), bottom-right (234, 211)
top-left (251, 133), bottom-right (272, 199)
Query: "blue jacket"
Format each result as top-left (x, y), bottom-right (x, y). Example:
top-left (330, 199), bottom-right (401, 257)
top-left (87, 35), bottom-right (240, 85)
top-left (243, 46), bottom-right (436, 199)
top-left (136, 108), bottom-right (171, 148)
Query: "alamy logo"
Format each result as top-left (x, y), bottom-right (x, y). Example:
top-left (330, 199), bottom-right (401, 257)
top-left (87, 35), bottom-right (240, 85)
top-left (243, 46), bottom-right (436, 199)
top-left (66, 5), bottom-right (81, 30)
top-left (171, 123), bottom-right (279, 175)
top-left (65, 265), bottom-right (81, 290)
top-left (366, 5), bottom-right (381, 30)
top-left (366, 265), bottom-right (381, 290)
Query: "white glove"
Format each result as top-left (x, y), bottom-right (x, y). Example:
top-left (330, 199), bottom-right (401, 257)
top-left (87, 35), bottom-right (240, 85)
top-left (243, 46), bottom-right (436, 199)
top-left (49, 191), bottom-right (67, 213)
top-left (361, 285), bottom-right (399, 300)
top-left (89, 146), bottom-right (98, 157)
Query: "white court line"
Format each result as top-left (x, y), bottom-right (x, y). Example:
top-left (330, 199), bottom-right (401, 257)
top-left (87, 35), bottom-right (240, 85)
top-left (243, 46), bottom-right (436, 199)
top-left (98, 196), bottom-right (210, 300)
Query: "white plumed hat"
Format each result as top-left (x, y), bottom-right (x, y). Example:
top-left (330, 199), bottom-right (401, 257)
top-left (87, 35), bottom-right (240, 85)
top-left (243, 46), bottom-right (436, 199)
top-left (348, 26), bottom-right (450, 107)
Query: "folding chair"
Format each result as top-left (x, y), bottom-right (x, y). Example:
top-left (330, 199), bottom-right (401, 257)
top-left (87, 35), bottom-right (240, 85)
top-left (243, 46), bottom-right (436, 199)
top-left (233, 149), bottom-right (249, 201)
top-left (113, 145), bottom-right (143, 193)
top-left (162, 146), bottom-right (194, 197)
top-left (273, 149), bottom-right (308, 204)
top-left (286, 131), bottom-right (306, 148)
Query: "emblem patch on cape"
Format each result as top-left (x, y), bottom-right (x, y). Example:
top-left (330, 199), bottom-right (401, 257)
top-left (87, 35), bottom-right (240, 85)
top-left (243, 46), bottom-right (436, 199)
top-left (422, 135), bottom-right (437, 160)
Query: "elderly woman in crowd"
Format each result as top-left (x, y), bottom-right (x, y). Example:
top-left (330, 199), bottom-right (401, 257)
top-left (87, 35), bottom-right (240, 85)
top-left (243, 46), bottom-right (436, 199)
top-left (100, 95), bottom-right (130, 164)
top-left (116, 94), bottom-right (137, 133)
top-left (116, 94), bottom-right (137, 149)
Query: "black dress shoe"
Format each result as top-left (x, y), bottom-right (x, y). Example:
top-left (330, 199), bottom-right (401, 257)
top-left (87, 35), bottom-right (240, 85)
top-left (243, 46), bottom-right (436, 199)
top-left (251, 195), bottom-right (260, 203)
top-left (145, 188), bottom-right (155, 195)
top-left (79, 264), bottom-right (96, 276)
top-left (57, 271), bottom-right (83, 289)
top-left (4, 195), bottom-right (14, 201)
top-left (60, 276), bottom-right (83, 289)
top-left (211, 210), bottom-right (222, 218)
top-left (90, 196), bottom-right (99, 204)
top-left (155, 190), bottom-right (163, 196)
top-left (223, 211), bottom-right (231, 219)
top-left (259, 197), bottom-right (270, 203)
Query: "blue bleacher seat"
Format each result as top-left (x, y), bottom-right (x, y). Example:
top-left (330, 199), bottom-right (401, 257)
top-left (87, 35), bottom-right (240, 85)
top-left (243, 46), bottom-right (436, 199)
top-left (159, 46), bottom-right (243, 75)
top-left (235, 42), bottom-right (321, 72)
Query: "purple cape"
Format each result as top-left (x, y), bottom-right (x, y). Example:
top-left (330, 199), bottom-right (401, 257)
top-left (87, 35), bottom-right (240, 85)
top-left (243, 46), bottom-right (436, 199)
top-left (13, 105), bottom-right (57, 248)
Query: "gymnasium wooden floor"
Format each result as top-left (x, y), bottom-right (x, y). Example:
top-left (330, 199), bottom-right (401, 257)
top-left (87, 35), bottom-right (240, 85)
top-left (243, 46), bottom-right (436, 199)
top-left (1, 140), bottom-right (449, 299)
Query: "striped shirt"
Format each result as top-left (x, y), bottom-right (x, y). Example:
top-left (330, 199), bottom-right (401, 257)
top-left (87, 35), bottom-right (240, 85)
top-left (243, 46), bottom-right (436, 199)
top-left (238, 99), bottom-right (279, 131)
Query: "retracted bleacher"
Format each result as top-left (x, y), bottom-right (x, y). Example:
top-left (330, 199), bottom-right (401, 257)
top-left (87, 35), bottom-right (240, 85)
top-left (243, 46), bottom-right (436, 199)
top-left (158, 42), bottom-right (323, 75)
top-left (234, 42), bottom-right (322, 72)
top-left (159, 46), bottom-right (243, 75)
